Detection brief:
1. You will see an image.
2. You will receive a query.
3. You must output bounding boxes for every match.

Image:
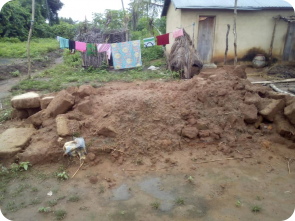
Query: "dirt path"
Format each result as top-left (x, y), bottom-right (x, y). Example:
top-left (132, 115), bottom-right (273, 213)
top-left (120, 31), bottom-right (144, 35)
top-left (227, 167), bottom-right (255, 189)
top-left (0, 56), bottom-right (63, 100)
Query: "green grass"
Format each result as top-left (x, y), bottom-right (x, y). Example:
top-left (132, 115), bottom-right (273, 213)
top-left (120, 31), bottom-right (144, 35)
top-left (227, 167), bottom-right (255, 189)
top-left (252, 206), bottom-right (262, 213)
top-left (48, 199), bottom-right (58, 207)
top-left (55, 210), bottom-right (67, 220)
top-left (68, 195), bottom-right (80, 202)
top-left (0, 38), bottom-right (59, 58)
top-left (175, 197), bottom-right (185, 205)
top-left (29, 197), bottom-right (41, 205)
top-left (150, 201), bottom-right (160, 210)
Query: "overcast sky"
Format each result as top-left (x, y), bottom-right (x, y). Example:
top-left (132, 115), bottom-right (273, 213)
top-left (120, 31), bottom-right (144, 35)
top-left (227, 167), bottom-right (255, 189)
top-left (58, 0), bottom-right (132, 22)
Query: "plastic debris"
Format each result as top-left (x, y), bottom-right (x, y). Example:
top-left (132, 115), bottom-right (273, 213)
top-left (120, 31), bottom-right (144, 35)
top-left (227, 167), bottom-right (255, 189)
top-left (63, 137), bottom-right (87, 160)
top-left (148, 66), bottom-right (160, 71)
top-left (47, 191), bottom-right (53, 196)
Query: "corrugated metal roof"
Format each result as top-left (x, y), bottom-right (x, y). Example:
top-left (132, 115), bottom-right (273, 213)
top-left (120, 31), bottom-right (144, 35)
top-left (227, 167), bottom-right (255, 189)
top-left (162, 0), bottom-right (293, 16)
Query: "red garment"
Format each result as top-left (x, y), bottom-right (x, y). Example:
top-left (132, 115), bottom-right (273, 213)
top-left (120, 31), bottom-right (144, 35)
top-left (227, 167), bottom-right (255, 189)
top-left (156, 33), bottom-right (169, 45)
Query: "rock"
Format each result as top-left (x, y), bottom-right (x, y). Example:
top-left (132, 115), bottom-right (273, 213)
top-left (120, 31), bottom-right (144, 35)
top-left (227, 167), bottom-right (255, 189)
top-left (196, 119), bottom-right (209, 130)
top-left (274, 114), bottom-right (295, 140)
top-left (259, 99), bottom-right (285, 122)
top-left (77, 85), bottom-right (95, 98)
top-left (11, 109), bottom-right (28, 120)
top-left (240, 103), bottom-right (258, 124)
top-left (77, 100), bottom-right (93, 115)
top-left (182, 127), bottom-right (198, 139)
top-left (199, 130), bottom-right (210, 138)
top-left (88, 153), bottom-right (96, 161)
top-left (244, 92), bottom-right (261, 106)
top-left (0, 128), bottom-right (36, 158)
top-left (288, 144), bottom-right (295, 149)
top-left (46, 90), bottom-right (75, 117)
top-left (27, 108), bottom-right (40, 117)
top-left (218, 89), bottom-right (228, 96)
top-left (41, 96), bottom-right (54, 109)
top-left (27, 110), bottom-right (47, 127)
top-left (66, 86), bottom-right (78, 95)
top-left (56, 115), bottom-right (70, 137)
top-left (97, 127), bottom-right (116, 137)
top-left (11, 92), bottom-right (40, 109)
top-left (89, 176), bottom-right (98, 184)
top-left (223, 65), bottom-right (247, 79)
top-left (284, 102), bottom-right (295, 125)
top-left (266, 91), bottom-right (287, 101)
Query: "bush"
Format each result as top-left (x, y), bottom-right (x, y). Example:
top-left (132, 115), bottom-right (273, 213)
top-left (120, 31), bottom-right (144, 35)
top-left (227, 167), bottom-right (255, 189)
top-left (0, 37), bottom-right (21, 43)
top-left (141, 45), bottom-right (163, 62)
top-left (63, 50), bottom-right (82, 67)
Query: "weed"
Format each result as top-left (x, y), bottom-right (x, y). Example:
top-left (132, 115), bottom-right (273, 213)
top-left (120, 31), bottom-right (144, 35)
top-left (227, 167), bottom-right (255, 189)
top-left (72, 132), bottom-right (80, 137)
top-left (252, 206), bottom-right (262, 213)
top-left (175, 198), bottom-right (185, 205)
top-left (29, 197), bottom-right (41, 205)
top-left (56, 171), bottom-right (69, 181)
top-left (187, 176), bottom-right (194, 183)
top-left (6, 201), bottom-right (18, 212)
top-left (55, 210), bottom-right (67, 220)
top-left (150, 201), bottom-right (160, 210)
top-left (38, 207), bottom-right (52, 213)
top-left (11, 162), bottom-right (31, 172)
top-left (48, 200), bottom-right (58, 207)
top-left (236, 200), bottom-right (241, 207)
top-left (135, 159), bottom-right (143, 165)
top-left (11, 184), bottom-right (31, 197)
top-left (0, 194), bottom-right (4, 201)
top-left (57, 196), bottom-right (66, 201)
top-left (79, 206), bottom-right (89, 211)
top-left (10, 70), bottom-right (20, 77)
top-left (99, 185), bottom-right (105, 194)
top-left (256, 196), bottom-right (262, 201)
top-left (121, 211), bottom-right (126, 215)
top-left (0, 110), bottom-right (12, 123)
top-left (68, 195), bottom-right (80, 202)
top-left (31, 187), bottom-right (38, 192)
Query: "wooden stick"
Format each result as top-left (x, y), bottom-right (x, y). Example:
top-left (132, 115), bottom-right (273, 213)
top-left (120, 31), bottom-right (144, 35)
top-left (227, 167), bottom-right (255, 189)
top-left (269, 16), bottom-right (280, 64)
top-left (196, 156), bottom-right (252, 164)
top-left (110, 148), bottom-right (126, 154)
top-left (233, 0), bottom-right (238, 65)
top-left (252, 79), bottom-right (295, 84)
top-left (71, 161), bottom-right (84, 179)
top-left (224, 24), bottom-right (230, 65)
top-left (27, 0), bottom-right (35, 79)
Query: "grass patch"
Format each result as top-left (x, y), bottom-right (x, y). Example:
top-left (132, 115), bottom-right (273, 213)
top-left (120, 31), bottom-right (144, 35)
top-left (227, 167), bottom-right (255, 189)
top-left (30, 187), bottom-right (38, 192)
top-left (150, 201), bottom-right (160, 210)
top-left (54, 210), bottom-right (67, 220)
top-left (0, 38), bottom-right (59, 58)
top-left (38, 206), bottom-right (52, 213)
top-left (175, 197), bottom-right (185, 205)
top-left (29, 197), bottom-right (41, 205)
top-left (48, 200), bottom-right (58, 207)
top-left (11, 183), bottom-right (31, 197)
top-left (252, 206), bottom-right (262, 213)
top-left (5, 201), bottom-right (19, 212)
top-left (68, 195), bottom-right (80, 202)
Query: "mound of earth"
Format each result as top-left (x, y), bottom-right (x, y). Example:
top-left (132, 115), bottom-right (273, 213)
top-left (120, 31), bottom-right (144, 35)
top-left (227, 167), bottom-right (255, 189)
top-left (3, 65), bottom-right (295, 165)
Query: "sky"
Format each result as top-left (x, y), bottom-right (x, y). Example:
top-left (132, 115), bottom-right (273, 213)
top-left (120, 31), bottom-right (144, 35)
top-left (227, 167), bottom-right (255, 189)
top-left (58, 0), bottom-right (132, 22)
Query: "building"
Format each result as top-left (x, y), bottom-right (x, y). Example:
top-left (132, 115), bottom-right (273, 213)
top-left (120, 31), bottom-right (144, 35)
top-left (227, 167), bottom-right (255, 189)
top-left (161, 0), bottom-right (294, 64)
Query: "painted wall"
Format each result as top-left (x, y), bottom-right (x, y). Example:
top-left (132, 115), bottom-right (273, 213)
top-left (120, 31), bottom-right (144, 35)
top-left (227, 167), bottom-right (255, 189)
top-left (165, 5), bottom-right (294, 63)
top-left (166, 3), bottom-right (181, 48)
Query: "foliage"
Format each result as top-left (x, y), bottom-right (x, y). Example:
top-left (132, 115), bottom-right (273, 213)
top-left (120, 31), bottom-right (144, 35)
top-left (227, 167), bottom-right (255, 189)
top-left (50, 22), bottom-right (78, 40)
top-left (150, 201), bottom-right (160, 210)
top-left (68, 195), bottom-right (80, 202)
top-left (60, 17), bottom-right (77, 24)
top-left (38, 207), bottom-right (52, 213)
top-left (11, 162), bottom-right (31, 172)
top-left (55, 210), bottom-right (67, 220)
top-left (93, 10), bottom-right (125, 30)
top-left (236, 200), bottom-right (241, 207)
top-left (63, 50), bottom-right (82, 67)
top-left (175, 198), bottom-right (185, 205)
top-left (0, 38), bottom-right (58, 58)
top-left (57, 171), bottom-right (69, 181)
top-left (11, 70), bottom-right (20, 77)
top-left (0, 109), bottom-right (12, 123)
top-left (252, 206), bottom-right (262, 213)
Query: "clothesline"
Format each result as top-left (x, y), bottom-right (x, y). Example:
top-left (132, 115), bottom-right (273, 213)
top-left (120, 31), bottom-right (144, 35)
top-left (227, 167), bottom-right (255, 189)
top-left (166, 23), bottom-right (195, 34)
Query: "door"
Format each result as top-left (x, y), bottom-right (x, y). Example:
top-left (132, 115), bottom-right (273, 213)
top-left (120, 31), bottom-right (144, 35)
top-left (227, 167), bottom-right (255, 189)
top-left (197, 16), bottom-right (215, 63)
top-left (283, 22), bottom-right (295, 61)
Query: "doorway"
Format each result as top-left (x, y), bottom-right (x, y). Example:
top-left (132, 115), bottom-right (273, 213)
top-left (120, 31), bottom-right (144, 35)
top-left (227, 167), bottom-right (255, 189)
top-left (197, 16), bottom-right (215, 63)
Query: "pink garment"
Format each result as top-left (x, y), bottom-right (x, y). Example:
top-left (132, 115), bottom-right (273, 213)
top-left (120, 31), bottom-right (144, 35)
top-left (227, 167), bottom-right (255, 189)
top-left (75, 41), bottom-right (87, 52)
top-left (173, 29), bottom-right (184, 38)
top-left (97, 44), bottom-right (112, 59)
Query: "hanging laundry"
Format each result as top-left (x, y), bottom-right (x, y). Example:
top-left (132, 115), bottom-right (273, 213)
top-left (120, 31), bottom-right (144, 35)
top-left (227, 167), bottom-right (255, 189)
top-left (111, 40), bottom-right (142, 70)
top-left (56, 36), bottom-right (60, 42)
top-left (59, 37), bottom-right (69, 49)
top-left (96, 44), bottom-right (112, 59)
top-left (173, 29), bottom-right (184, 38)
top-left (143, 37), bottom-right (155, 47)
top-left (87, 43), bottom-right (98, 56)
top-left (75, 41), bottom-right (87, 52)
top-left (156, 33), bottom-right (169, 45)
top-left (69, 40), bottom-right (76, 54)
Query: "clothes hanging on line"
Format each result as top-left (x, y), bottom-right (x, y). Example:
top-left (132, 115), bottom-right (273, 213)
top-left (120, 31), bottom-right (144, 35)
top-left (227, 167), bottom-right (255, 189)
top-left (87, 43), bottom-right (98, 56)
top-left (156, 33), bottom-right (169, 46)
top-left (59, 37), bottom-right (69, 49)
top-left (143, 37), bottom-right (155, 47)
top-left (173, 29), bottom-right (184, 38)
top-left (97, 44), bottom-right (112, 59)
top-left (111, 40), bottom-right (142, 70)
top-left (57, 36), bottom-right (60, 42)
top-left (69, 40), bottom-right (76, 54)
top-left (75, 42), bottom-right (87, 52)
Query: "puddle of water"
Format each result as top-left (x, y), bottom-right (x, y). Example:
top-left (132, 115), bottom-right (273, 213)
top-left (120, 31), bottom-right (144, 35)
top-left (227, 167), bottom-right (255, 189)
top-left (112, 184), bottom-right (131, 201)
top-left (139, 177), bottom-right (175, 211)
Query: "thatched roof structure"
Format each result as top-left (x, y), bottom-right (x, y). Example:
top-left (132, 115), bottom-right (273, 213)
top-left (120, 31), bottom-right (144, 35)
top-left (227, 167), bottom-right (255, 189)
top-left (75, 28), bottom-right (129, 68)
top-left (169, 29), bottom-right (203, 79)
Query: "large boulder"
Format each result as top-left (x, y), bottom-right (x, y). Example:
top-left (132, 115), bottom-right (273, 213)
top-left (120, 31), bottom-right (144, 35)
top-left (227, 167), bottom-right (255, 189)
top-left (77, 85), bottom-right (96, 98)
top-left (27, 110), bottom-right (47, 127)
top-left (182, 127), bottom-right (198, 139)
top-left (11, 109), bottom-right (28, 120)
top-left (240, 103), bottom-right (258, 124)
top-left (41, 96), bottom-right (54, 110)
top-left (46, 90), bottom-right (75, 117)
top-left (0, 128), bottom-right (36, 158)
top-left (284, 102), bottom-right (295, 125)
top-left (11, 92), bottom-right (40, 109)
top-left (274, 114), bottom-right (295, 140)
top-left (259, 99), bottom-right (285, 122)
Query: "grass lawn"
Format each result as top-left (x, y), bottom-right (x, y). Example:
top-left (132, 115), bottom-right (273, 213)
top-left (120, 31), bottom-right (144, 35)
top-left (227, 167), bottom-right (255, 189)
top-left (0, 38), bottom-right (59, 58)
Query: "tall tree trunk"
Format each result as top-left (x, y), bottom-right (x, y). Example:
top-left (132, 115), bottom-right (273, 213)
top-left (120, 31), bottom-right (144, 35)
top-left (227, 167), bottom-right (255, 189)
top-left (233, 0), bottom-right (238, 65)
top-left (27, 0), bottom-right (35, 79)
top-left (224, 24), bottom-right (230, 65)
top-left (121, 0), bottom-right (129, 41)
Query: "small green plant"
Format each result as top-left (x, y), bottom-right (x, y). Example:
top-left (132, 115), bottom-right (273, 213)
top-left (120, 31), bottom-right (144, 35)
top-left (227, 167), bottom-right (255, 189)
top-left (55, 210), bottom-right (67, 220)
top-left (68, 195), bottom-right (80, 202)
top-left (11, 162), bottom-right (31, 172)
top-left (29, 197), bottom-right (41, 205)
top-left (187, 176), bottom-right (194, 183)
top-left (175, 198), bottom-right (185, 205)
top-left (99, 185), bottom-right (105, 194)
top-left (48, 200), bottom-right (58, 207)
top-left (30, 187), bottom-right (38, 192)
top-left (57, 171), bottom-right (68, 181)
top-left (72, 132), bottom-right (80, 137)
top-left (150, 201), bottom-right (160, 210)
top-left (38, 207), bottom-right (51, 213)
top-left (6, 201), bottom-right (18, 212)
top-left (0, 110), bottom-right (12, 123)
top-left (10, 70), bottom-right (20, 77)
top-left (256, 196), bottom-right (262, 201)
top-left (236, 200), bottom-right (241, 207)
top-left (121, 211), bottom-right (126, 215)
top-left (252, 206), bottom-right (262, 213)
top-left (135, 159), bottom-right (143, 165)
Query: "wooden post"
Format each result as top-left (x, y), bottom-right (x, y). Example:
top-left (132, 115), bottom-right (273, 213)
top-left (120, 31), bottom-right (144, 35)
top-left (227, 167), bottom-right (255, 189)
top-left (224, 24), bottom-right (230, 65)
top-left (269, 16), bottom-right (280, 65)
top-left (27, 0), bottom-right (35, 79)
top-left (233, 0), bottom-right (238, 65)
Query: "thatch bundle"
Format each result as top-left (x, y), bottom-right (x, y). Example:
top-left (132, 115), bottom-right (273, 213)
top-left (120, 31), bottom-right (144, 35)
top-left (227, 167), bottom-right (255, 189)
top-left (75, 28), bottom-right (128, 68)
top-left (169, 29), bottom-right (203, 79)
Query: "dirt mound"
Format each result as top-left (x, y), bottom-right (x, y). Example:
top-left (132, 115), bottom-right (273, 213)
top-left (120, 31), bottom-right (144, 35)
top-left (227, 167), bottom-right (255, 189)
top-left (5, 67), bottom-right (295, 165)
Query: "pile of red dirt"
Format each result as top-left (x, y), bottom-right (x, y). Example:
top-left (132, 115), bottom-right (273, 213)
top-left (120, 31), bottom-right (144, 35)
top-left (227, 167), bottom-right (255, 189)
top-left (6, 65), bottom-right (295, 165)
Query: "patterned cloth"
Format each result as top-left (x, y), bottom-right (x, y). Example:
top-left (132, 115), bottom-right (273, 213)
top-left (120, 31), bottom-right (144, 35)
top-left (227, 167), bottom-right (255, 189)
top-left (143, 37), bottom-right (155, 47)
top-left (76, 41), bottom-right (87, 52)
top-left (59, 37), bottom-right (69, 49)
top-left (111, 40), bottom-right (142, 70)
top-left (87, 43), bottom-right (98, 56)
top-left (173, 29), bottom-right (184, 38)
top-left (97, 44), bottom-right (112, 59)
top-left (63, 137), bottom-right (87, 160)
